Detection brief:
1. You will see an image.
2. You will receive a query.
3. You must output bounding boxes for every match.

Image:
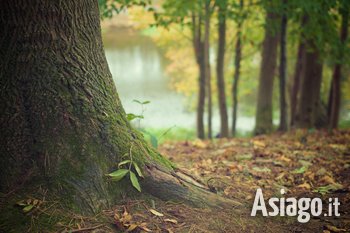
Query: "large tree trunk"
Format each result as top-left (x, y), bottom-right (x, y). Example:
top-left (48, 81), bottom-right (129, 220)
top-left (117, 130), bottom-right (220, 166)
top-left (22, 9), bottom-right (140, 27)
top-left (232, 0), bottom-right (244, 137)
top-left (0, 0), bottom-right (236, 216)
top-left (192, 12), bottom-right (206, 139)
top-left (216, 0), bottom-right (229, 138)
top-left (295, 43), bottom-right (323, 128)
top-left (328, 4), bottom-right (349, 129)
top-left (254, 11), bottom-right (279, 135)
top-left (278, 0), bottom-right (288, 132)
top-left (204, 0), bottom-right (212, 139)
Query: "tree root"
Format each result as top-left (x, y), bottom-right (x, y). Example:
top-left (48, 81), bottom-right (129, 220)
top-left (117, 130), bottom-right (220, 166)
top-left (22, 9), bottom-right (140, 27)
top-left (142, 164), bottom-right (242, 209)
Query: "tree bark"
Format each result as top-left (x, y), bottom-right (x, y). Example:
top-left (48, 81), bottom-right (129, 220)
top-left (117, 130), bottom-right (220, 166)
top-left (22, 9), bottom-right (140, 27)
top-left (328, 4), bottom-right (349, 129)
top-left (232, 0), bottom-right (244, 137)
top-left (192, 12), bottom-right (206, 139)
top-left (0, 0), bottom-right (236, 216)
top-left (204, 0), bottom-right (212, 139)
top-left (216, 0), bottom-right (229, 138)
top-left (290, 41), bottom-right (305, 127)
top-left (278, 0), bottom-right (288, 131)
top-left (254, 10), bottom-right (279, 135)
top-left (295, 43), bottom-right (323, 128)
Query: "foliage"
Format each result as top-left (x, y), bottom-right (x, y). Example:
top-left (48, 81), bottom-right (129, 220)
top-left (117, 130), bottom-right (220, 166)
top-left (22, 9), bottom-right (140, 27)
top-left (107, 143), bottom-right (144, 192)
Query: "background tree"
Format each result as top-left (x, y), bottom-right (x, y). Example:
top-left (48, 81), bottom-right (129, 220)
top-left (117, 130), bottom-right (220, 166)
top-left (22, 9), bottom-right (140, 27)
top-left (254, 2), bottom-right (280, 135)
top-left (328, 1), bottom-right (349, 129)
top-left (231, 0), bottom-right (245, 136)
top-left (216, 0), bottom-right (229, 138)
top-left (278, 0), bottom-right (288, 131)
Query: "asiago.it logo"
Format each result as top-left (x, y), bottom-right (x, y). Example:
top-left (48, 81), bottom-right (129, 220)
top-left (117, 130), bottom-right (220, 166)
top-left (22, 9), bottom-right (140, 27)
top-left (251, 188), bottom-right (340, 223)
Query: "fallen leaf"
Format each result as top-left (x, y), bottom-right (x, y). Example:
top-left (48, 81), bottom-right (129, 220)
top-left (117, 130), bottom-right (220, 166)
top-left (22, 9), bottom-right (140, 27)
top-left (149, 208), bottom-right (164, 217)
top-left (298, 182), bottom-right (311, 190)
top-left (320, 175), bottom-right (336, 184)
top-left (253, 140), bottom-right (266, 148)
top-left (127, 224), bottom-right (138, 232)
top-left (326, 225), bottom-right (347, 232)
top-left (164, 218), bottom-right (178, 224)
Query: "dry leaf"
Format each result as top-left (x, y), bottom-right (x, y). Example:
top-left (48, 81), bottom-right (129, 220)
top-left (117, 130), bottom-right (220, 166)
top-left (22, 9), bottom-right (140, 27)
top-left (297, 182), bottom-right (311, 190)
top-left (321, 175), bottom-right (336, 184)
top-left (326, 225), bottom-right (347, 232)
top-left (164, 218), bottom-right (178, 224)
top-left (127, 224), bottom-right (138, 232)
top-left (253, 140), bottom-right (266, 148)
top-left (149, 208), bottom-right (164, 217)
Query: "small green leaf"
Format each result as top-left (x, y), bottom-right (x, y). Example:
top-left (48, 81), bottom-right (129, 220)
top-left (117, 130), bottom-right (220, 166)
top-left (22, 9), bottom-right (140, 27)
top-left (108, 169), bottom-right (129, 181)
top-left (130, 171), bottom-right (141, 192)
top-left (118, 160), bottom-right (131, 167)
top-left (23, 205), bottom-right (34, 213)
top-left (126, 113), bottom-right (144, 121)
top-left (142, 100), bottom-right (150, 104)
top-left (133, 162), bottom-right (144, 177)
top-left (132, 99), bottom-right (142, 104)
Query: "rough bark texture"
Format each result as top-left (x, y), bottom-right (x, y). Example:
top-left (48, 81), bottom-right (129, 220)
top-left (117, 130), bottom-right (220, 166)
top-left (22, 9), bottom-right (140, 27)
top-left (328, 4), bottom-right (349, 129)
top-left (0, 0), bottom-right (232, 216)
top-left (254, 11), bottom-right (279, 135)
top-left (278, 2), bottom-right (288, 132)
top-left (232, 0), bottom-right (243, 137)
top-left (295, 43), bottom-right (323, 128)
top-left (192, 13), bottom-right (206, 139)
top-left (216, 0), bottom-right (229, 138)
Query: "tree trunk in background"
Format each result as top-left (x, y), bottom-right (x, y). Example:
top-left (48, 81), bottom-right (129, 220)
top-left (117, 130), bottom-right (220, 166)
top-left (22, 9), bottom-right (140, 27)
top-left (278, 0), bottom-right (288, 131)
top-left (254, 11), bottom-right (279, 135)
top-left (295, 43), bottom-right (323, 128)
top-left (192, 13), bottom-right (206, 139)
top-left (204, 0), bottom-right (212, 139)
top-left (1, 0), bottom-right (233, 216)
top-left (290, 41), bottom-right (305, 127)
top-left (328, 4), bottom-right (349, 129)
top-left (216, 0), bottom-right (229, 138)
top-left (232, 0), bottom-right (244, 137)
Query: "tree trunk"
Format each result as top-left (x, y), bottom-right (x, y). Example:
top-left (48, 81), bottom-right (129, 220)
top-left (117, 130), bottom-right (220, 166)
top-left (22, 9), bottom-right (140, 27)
top-left (254, 11), bottom-right (279, 135)
top-left (0, 0), bottom-right (236, 216)
top-left (192, 12), bottom-right (206, 139)
top-left (232, 0), bottom-right (244, 137)
top-left (295, 43), bottom-right (323, 128)
top-left (204, 0), bottom-right (212, 139)
top-left (216, 0), bottom-right (229, 138)
top-left (278, 0), bottom-right (288, 131)
top-left (290, 41), bottom-right (305, 127)
top-left (328, 4), bottom-right (349, 129)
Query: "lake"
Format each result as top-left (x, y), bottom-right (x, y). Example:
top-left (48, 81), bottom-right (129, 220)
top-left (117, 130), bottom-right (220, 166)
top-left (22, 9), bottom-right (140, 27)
top-left (103, 28), bottom-right (255, 134)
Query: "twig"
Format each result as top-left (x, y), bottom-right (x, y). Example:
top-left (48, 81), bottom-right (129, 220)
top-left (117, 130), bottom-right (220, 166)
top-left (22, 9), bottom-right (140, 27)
top-left (64, 224), bottom-right (104, 233)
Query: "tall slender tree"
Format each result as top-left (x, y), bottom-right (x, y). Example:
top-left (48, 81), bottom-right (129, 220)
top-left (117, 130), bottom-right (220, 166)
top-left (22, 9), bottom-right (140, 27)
top-left (232, 0), bottom-right (244, 136)
top-left (328, 2), bottom-right (349, 129)
top-left (254, 7), bottom-right (280, 135)
top-left (191, 9), bottom-right (206, 139)
top-left (295, 42), bottom-right (323, 128)
top-left (290, 40), bottom-right (305, 127)
top-left (204, 0), bottom-right (213, 138)
top-left (216, 0), bottom-right (229, 138)
top-left (278, 0), bottom-right (288, 131)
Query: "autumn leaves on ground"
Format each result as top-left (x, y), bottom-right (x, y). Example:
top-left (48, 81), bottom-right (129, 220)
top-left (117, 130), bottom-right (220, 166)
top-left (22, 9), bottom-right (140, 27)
top-left (23, 130), bottom-right (348, 233)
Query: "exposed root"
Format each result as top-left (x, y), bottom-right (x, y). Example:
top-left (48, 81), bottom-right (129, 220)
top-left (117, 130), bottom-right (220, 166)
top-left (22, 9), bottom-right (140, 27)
top-left (142, 164), bottom-right (242, 209)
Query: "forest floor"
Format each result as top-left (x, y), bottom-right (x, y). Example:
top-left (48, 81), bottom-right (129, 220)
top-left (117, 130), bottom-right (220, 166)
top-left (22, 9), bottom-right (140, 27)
top-left (16, 130), bottom-right (350, 233)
